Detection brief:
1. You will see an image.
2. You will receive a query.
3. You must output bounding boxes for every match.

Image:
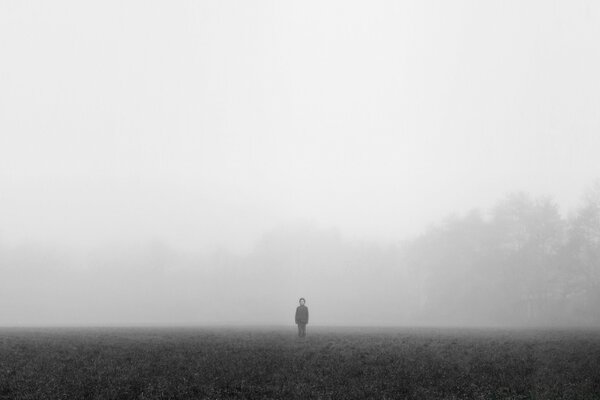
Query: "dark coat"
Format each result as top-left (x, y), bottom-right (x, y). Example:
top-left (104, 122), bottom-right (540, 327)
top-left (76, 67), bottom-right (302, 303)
top-left (295, 305), bottom-right (309, 325)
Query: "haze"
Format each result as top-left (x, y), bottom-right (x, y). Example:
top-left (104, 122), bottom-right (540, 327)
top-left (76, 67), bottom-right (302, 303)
top-left (1, 1), bottom-right (599, 326)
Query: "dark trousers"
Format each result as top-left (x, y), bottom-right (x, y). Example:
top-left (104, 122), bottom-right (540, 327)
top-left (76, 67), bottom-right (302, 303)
top-left (297, 323), bottom-right (306, 337)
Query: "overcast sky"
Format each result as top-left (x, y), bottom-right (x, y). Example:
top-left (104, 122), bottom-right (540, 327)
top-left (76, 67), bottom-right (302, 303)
top-left (1, 0), bottom-right (599, 253)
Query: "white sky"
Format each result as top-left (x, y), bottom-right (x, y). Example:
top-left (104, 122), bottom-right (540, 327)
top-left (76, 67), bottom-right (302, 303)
top-left (1, 0), bottom-right (599, 252)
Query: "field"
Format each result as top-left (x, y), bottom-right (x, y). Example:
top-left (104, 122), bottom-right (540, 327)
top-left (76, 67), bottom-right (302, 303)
top-left (1, 327), bottom-right (599, 399)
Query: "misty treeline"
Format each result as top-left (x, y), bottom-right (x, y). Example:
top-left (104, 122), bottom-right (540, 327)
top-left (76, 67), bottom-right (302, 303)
top-left (406, 183), bottom-right (600, 326)
top-left (1, 183), bottom-right (599, 326)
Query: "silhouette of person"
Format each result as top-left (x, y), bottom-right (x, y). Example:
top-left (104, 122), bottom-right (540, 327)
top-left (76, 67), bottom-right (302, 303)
top-left (295, 298), bottom-right (309, 337)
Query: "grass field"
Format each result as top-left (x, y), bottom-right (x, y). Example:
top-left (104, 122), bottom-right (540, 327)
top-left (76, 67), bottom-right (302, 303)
top-left (1, 327), bottom-right (599, 399)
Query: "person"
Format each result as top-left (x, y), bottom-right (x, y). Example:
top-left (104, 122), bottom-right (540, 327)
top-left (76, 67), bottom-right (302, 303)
top-left (295, 298), bottom-right (309, 337)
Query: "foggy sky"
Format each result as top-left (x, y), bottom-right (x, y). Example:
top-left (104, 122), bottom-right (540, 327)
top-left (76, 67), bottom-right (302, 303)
top-left (2, 0), bottom-right (599, 251)
top-left (1, 1), bottom-right (599, 325)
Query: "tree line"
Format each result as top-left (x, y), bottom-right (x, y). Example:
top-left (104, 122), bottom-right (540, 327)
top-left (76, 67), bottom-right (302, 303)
top-left (402, 182), bottom-right (600, 326)
top-left (1, 183), bottom-right (599, 326)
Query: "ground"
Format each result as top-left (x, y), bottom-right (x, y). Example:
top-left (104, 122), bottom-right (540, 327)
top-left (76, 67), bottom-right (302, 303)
top-left (1, 327), bottom-right (599, 399)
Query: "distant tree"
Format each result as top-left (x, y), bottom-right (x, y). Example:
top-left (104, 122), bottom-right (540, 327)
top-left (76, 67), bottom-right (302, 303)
top-left (563, 181), bottom-right (600, 322)
top-left (489, 193), bottom-right (565, 323)
top-left (404, 209), bottom-right (501, 325)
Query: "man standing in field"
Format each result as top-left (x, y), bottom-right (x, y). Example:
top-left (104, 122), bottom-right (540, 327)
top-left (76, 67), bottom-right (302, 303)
top-left (295, 298), bottom-right (309, 338)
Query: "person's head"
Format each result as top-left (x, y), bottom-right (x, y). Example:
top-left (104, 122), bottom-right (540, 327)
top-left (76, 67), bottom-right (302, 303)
top-left (299, 298), bottom-right (306, 305)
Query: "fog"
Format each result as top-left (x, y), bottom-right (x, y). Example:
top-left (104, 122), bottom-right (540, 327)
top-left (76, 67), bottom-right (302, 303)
top-left (1, 1), bottom-right (599, 326)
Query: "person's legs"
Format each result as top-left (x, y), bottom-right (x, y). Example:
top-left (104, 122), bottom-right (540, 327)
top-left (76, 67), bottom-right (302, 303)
top-left (297, 324), bottom-right (302, 337)
top-left (300, 324), bottom-right (306, 337)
